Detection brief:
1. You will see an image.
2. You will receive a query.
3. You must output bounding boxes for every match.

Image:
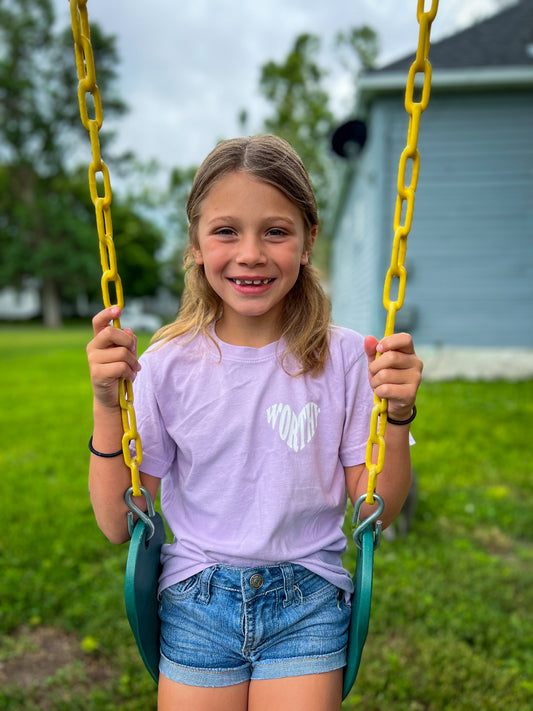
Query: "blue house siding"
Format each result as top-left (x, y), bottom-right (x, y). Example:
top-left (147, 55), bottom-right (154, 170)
top-left (331, 103), bottom-right (392, 337)
top-left (332, 91), bottom-right (533, 347)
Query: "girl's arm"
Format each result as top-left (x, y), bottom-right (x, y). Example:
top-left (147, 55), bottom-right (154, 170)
top-left (87, 307), bottom-right (160, 544)
top-left (345, 332), bottom-right (422, 530)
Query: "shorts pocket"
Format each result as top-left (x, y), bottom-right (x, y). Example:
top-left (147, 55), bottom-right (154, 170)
top-left (163, 574), bottom-right (200, 602)
top-left (293, 569), bottom-right (338, 604)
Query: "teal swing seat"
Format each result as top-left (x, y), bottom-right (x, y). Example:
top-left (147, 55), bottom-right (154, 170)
top-left (124, 486), bottom-right (166, 683)
top-left (342, 493), bottom-right (384, 700)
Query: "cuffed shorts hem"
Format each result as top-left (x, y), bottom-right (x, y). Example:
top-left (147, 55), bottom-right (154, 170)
top-left (159, 651), bottom-right (250, 688)
top-left (250, 647), bottom-right (347, 681)
top-left (159, 648), bottom-right (347, 688)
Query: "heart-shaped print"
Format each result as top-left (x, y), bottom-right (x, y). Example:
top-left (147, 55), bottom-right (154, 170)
top-left (266, 402), bottom-right (320, 453)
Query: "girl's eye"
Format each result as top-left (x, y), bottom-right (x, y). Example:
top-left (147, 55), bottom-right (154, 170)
top-left (214, 227), bottom-right (236, 237)
top-left (266, 228), bottom-right (288, 238)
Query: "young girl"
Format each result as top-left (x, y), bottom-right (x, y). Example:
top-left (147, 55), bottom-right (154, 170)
top-left (87, 135), bottom-right (422, 711)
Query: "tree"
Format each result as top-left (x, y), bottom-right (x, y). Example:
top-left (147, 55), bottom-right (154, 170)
top-left (0, 166), bottom-right (99, 325)
top-left (0, 0), bottom-right (161, 326)
top-left (255, 27), bottom-right (379, 270)
top-left (0, 163), bottom-right (165, 322)
top-left (259, 35), bottom-right (336, 231)
top-left (335, 26), bottom-right (379, 73)
top-left (159, 165), bottom-right (198, 297)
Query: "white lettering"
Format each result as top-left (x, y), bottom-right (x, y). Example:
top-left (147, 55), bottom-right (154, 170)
top-left (287, 412), bottom-right (300, 452)
top-left (278, 405), bottom-right (291, 441)
top-left (266, 402), bottom-right (321, 452)
top-left (298, 407), bottom-right (308, 451)
top-left (306, 403), bottom-right (318, 442)
top-left (266, 403), bottom-right (284, 427)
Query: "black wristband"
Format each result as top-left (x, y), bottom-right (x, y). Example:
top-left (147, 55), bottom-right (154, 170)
top-left (89, 435), bottom-right (123, 458)
top-left (387, 405), bottom-right (417, 426)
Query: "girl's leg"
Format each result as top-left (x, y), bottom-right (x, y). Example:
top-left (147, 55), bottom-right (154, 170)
top-left (248, 669), bottom-right (343, 711)
top-left (158, 675), bottom-right (249, 711)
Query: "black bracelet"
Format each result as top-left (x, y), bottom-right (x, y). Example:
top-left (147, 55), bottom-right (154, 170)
top-left (387, 405), bottom-right (417, 426)
top-left (89, 436), bottom-right (124, 458)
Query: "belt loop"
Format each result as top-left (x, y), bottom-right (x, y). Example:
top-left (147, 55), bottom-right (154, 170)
top-left (281, 563), bottom-right (295, 607)
top-left (197, 565), bottom-right (217, 605)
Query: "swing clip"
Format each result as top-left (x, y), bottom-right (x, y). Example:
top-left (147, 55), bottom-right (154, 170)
top-left (352, 493), bottom-right (385, 551)
top-left (125, 486), bottom-right (157, 541)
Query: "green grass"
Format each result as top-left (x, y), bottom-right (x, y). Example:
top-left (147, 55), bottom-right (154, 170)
top-left (1, 327), bottom-right (532, 710)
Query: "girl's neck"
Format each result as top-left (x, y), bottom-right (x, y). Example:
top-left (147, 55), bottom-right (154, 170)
top-left (215, 311), bottom-right (282, 348)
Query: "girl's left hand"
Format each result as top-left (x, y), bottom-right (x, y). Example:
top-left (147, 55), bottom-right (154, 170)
top-left (364, 333), bottom-right (423, 422)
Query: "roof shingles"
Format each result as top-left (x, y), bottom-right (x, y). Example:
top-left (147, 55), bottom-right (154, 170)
top-left (376, 0), bottom-right (533, 72)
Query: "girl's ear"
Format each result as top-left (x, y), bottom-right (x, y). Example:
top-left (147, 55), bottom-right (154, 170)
top-left (191, 245), bottom-right (204, 265)
top-left (300, 225), bottom-right (317, 265)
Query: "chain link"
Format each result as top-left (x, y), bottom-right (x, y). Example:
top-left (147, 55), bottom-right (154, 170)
top-left (70, 0), bottom-right (143, 497)
top-left (365, 0), bottom-right (439, 503)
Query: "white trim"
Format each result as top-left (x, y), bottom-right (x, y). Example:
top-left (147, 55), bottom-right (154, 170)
top-left (418, 347), bottom-right (533, 382)
top-left (359, 66), bottom-right (533, 94)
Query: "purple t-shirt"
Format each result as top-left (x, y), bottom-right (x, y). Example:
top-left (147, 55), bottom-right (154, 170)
top-left (131, 325), bottom-right (374, 595)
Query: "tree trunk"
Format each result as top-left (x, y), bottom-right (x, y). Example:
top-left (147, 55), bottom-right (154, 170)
top-left (41, 278), bottom-right (62, 328)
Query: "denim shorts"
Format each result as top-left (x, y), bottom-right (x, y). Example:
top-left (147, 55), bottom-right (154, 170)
top-left (158, 563), bottom-right (351, 687)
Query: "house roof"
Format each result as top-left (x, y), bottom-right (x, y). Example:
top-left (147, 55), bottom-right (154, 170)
top-left (379, 0), bottom-right (533, 72)
top-left (332, 1), bottom-right (533, 158)
top-left (358, 0), bottom-right (533, 95)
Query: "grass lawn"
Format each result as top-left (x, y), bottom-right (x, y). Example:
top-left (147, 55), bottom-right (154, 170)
top-left (1, 326), bottom-right (532, 710)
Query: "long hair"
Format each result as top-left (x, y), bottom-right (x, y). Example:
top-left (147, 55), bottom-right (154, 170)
top-left (152, 135), bottom-right (331, 375)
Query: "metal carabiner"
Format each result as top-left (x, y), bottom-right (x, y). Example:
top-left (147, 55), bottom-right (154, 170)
top-left (125, 486), bottom-right (156, 541)
top-left (352, 493), bottom-right (385, 551)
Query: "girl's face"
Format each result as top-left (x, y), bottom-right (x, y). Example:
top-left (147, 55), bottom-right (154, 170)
top-left (192, 171), bottom-right (315, 345)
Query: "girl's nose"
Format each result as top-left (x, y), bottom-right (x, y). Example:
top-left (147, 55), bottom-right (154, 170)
top-left (236, 234), bottom-right (267, 266)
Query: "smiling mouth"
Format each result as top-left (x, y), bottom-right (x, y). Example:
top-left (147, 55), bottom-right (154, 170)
top-left (229, 278), bottom-right (274, 286)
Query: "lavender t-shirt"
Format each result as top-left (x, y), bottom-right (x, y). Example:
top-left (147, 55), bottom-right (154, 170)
top-left (131, 325), bottom-right (374, 595)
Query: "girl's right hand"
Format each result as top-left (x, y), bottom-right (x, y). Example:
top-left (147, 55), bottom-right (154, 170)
top-left (87, 307), bottom-right (141, 410)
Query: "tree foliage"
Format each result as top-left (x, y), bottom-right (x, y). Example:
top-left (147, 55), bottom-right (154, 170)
top-left (260, 35), bottom-right (336, 230)
top-left (335, 26), bottom-right (379, 73)
top-left (256, 26), bottom-right (378, 267)
top-left (0, 0), bottom-right (162, 326)
top-left (160, 165), bottom-right (198, 296)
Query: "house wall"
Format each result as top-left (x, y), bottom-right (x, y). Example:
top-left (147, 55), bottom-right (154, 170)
top-left (332, 90), bottom-right (533, 348)
top-left (331, 103), bottom-right (390, 336)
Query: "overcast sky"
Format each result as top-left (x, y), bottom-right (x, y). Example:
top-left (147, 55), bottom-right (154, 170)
top-left (55, 0), bottom-right (515, 171)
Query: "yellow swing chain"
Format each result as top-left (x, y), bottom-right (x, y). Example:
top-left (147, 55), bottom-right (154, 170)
top-left (70, 0), bottom-right (143, 497)
top-left (69, 0), bottom-right (437, 504)
top-left (365, 0), bottom-right (439, 504)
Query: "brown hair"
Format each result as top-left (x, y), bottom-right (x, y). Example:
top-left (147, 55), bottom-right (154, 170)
top-left (152, 135), bottom-right (331, 375)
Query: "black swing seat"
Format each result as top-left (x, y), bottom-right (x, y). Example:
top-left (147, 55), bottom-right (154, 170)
top-left (124, 486), bottom-right (166, 683)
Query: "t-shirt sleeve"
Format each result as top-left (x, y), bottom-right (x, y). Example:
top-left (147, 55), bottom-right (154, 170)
top-left (128, 352), bottom-right (177, 478)
top-left (339, 349), bottom-right (374, 468)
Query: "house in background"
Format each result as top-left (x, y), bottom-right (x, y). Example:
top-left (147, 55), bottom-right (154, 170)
top-left (330, 0), bottom-right (533, 379)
